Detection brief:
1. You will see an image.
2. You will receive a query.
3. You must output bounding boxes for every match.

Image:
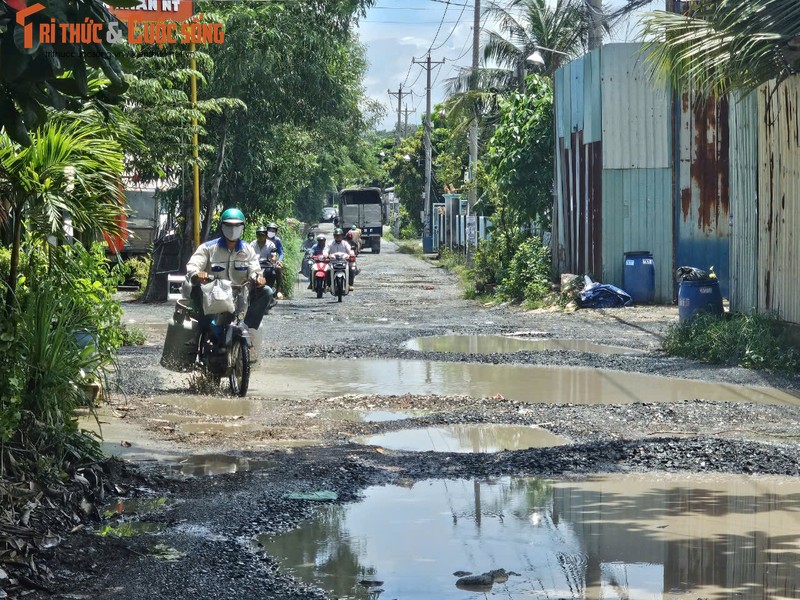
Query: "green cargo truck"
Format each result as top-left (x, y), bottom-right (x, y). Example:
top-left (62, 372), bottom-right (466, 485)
top-left (338, 187), bottom-right (383, 254)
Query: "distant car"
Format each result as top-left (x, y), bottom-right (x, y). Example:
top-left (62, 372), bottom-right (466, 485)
top-left (321, 206), bottom-right (338, 222)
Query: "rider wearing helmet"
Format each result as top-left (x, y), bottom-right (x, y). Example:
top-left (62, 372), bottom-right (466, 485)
top-left (301, 231), bottom-right (316, 252)
top-left (185, 208), bottom-right (274, 330)
top-left (307, 233), bottom-right (327, 290)
top-left (323, 228), bottom-right (357, 290)
top-left (348, 224), bottom-right (362, 252)
top-left (262, 222), bottom-right (284, 299)
top-left (251, 224), bottom-right (278, 287)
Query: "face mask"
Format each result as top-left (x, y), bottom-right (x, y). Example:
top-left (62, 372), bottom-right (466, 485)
top-left (267, 231), bottom-right (276, 239)
top-left (222, 223), bottom-right (243, 241)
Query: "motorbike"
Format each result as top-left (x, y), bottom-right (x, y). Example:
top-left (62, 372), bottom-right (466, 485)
top-left (329, 252), bottom-right (355, 302)
top-left (260, 255), bottom-right (278, 289)
top-left (310, 253), bottom-right (328, 299)
top-left (161, 276), bottom-right (253, 397)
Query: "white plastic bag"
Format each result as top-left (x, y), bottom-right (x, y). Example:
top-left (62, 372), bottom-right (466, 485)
top-left (201, 279), bottom-right (235, 314)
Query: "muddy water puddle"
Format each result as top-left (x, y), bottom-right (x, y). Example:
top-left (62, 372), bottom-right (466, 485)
top-left (165, 360), bottom-right (798, 417)
top-left (323, 409), bottom-right (428, 422)
top-left (166, 454), bottom-right (276, 476)
top-left (260, 473), bottom-right (800, 599)
top-left (357, 424), bottom-right (568, 452)
top-left (405, 335), bottom-right (644, 355)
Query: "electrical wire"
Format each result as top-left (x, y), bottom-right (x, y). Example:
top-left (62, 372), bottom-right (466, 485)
top-left (426, 0), bottom-right (451, 54)
top-left (431, 0), bottom-right (469, 51)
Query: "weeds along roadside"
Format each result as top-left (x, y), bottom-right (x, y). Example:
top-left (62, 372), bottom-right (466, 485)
top-left (663, 311), bottom-right (800, 373)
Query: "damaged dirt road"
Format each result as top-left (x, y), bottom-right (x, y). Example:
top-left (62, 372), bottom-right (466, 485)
top-left (35, 239), bottom-right (800, 599)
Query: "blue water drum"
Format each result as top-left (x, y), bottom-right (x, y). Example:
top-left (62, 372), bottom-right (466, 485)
top-left (623, 251), bottom-right (656, 304)
top-left (678, 279), bottom-right (723, 322)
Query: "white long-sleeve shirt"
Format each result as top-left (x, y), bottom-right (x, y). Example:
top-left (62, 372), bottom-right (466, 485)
top-left (323, 240), bottom-right (355, 258)
top-left (185, 238), bottom-right (261, 285)
top-left (250, 239), bottom-right (277, 268)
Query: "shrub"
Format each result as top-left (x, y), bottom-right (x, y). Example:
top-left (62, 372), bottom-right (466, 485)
top-left (498, 237), bottom-right (551, 304)
top-left (121, 325), bottom-right (146, 346)
top-left (663, 311), bottom-right (800, 372)
top-left (125, 255), bottom-right (152, 296)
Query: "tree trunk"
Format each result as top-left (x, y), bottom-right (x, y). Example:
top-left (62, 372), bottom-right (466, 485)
top-left (203, 117), bottom-right (228, 241)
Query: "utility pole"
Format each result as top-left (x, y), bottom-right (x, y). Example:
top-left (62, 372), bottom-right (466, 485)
top-left (402, 104), bottom-right (416, 137)
top-left (587, 0), bottom-right (603, 50)
top-left (413, 53), bottom-right (445, 250)
top-left (468, 0), bottom-right (480, 212)
top-left (388, 84), bottom-right (412, 145)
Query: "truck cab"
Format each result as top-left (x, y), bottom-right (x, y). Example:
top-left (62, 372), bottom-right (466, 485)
top-left (338, 187), bottom-right (383, 254)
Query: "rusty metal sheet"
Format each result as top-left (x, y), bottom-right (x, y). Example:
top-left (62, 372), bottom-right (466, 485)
top-left (728, 91), bottom-right (759, 313)
top-left (758, 78), bottom-right (800, 325)
top-left (676, 93), bottom-right (731, 297)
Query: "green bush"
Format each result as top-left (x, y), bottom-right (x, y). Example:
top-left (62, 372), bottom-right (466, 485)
top-left (663, 311), bottom-right (800, 372)
top-left (121, 325), bottom-right (146, 346)
top-left (125, 255), bottom-right (152, 296)
top-left (398, 205), bottom-right (419, 240)
top-left (498, 237), bottom-right (551, 304)
top-left (2, 282), bottom-right (103, 476)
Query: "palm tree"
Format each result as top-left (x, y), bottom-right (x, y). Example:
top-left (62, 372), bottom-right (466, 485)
top-left (640, 0), bottom-right (800, 97)
top-left (0, 115), bottom-right (127, 310)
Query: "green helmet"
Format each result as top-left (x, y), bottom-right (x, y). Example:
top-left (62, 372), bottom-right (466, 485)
top-left (220, 208), bottom-right (245, 224)
top-left (334, 228), bottom-right (344, 235)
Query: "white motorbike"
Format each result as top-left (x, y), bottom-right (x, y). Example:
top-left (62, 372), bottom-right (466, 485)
top-left (328, 252), bottom-right (354, 302)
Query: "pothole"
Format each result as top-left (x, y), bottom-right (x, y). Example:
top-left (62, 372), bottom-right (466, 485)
top-left (165, 454), bottom-right (277, 476)
top-left (323, 409), bottom-right (429, 423)
top-left (259, 473), bottom-right (800, 599)
top-left (355, 424), bottom-right (568, 452)
top-left (404, 335), bottom-right (644, 355)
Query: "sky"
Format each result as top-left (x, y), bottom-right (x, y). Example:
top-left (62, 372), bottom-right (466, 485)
top-left (355, 0), bottom-right (664, 131)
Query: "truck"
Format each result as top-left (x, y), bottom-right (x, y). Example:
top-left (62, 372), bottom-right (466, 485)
top-left (104, 184), bottom-right (160, 258)
top-left (338, 187), bottom-right (383, 254)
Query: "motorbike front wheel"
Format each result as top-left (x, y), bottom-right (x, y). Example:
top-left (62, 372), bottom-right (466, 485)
top-left (228, 337), bottom-right (250, 397)
top-left (316, 280), bottom-right (324, 298)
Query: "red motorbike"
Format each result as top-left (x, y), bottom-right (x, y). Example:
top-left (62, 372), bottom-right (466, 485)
top-left (310, 253), bottom-right (329, 298)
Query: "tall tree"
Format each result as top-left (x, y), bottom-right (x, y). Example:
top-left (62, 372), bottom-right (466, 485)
top-left (0, 0), bottom-right (132, 145)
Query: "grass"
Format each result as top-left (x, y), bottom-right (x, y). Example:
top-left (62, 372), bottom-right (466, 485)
top-left (121, 325), bottom-right (146, 346)
top-left (663, 311), bottom-right (800, 372)
top-left (395, 240), bottom-right (422, 255)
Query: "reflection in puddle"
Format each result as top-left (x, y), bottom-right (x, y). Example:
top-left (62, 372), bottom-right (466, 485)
top-left (165, 360), bottom-right (799, 416)
top-left (97, 521), bottom-right (164, 537)
top-left (324, 409), bottom-right (427, 423)
top-left (167, 454), bottom-right (276, 476)
top-left (104, 497), bottom-right (168, 517)
top-left (405, 335), bottom-right (643, 355)
top-left (178, 421), bottom-right (263, 434)
top-left (260, 473), bottom-right (800, 599)
top-left (356, 424), bottom-right (568, 453)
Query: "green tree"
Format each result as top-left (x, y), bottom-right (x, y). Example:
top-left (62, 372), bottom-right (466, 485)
top-left (486, 75), bottom-right (553, 226)
top-left (0, 0), bottom-right (132, 145)
top-left (640, 0), bottom-right (800, 97)
top-left (0, 114), bottom-right (126, 310)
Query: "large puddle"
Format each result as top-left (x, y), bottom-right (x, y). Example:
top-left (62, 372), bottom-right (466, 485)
top-left (164, 359), bottom-right (798, 417)
top-left (259, 473), bottom-right (800, 599)
top-left (405, 335), bottom-right (644, 355)
top-left (356, 424), bottom-right (569, 453)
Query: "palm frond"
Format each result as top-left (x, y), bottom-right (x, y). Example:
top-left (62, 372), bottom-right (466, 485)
top-left (642, 0), bottom-right (800, 97)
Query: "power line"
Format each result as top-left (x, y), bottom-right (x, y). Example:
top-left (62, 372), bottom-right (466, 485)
top-left (431, 0), bottom-right (470, 51)
top-left (427, 0), bottom-right (452, 54)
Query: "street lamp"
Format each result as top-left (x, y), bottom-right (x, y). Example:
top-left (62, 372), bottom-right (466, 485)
top-left (526, 45), bottom-right (570, 67)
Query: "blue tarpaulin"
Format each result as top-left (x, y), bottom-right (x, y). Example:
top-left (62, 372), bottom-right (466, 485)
top-left (579, 276), bottom-right (633, 308)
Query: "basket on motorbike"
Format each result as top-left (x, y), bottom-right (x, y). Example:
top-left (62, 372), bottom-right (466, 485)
top-left (160, 298), bottom-right (198, 372)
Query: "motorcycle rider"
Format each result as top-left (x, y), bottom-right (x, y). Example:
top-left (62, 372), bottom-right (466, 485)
top-left (348, 224), bottom-right (362, 252)
top-left (324, 228), bottom-right (356, 291)
top-left (251, 225), bottom-right (279, 293)
top-left (301, 231), bottom-right (316, 252)
top-left (265, 222), bottom-right (285, 300)
top-left (185, 208), bottom-right (273, 331)
top-left (307, 233), bottom-right (327, 290)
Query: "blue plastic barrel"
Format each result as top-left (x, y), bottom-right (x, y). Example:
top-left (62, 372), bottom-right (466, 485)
top-left (623, 251), bottom-right (655, 304)
top-left (678, 279), bottom-right (723, 322)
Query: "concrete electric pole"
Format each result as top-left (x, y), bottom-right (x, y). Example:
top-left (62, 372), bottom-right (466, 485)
top-left (468, 0), bottom-right (480, 212)
top-left (413, 53), bottom-right (445, 249)
top-left (401, 104), bottom-right (416, 137)
top-left (388, 84), bottom-right (412, 146)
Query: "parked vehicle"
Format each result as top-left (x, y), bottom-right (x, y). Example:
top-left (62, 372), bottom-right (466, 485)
top-left (105, 185), bottom-right (160, 258)
top-left (328, 252), bottom-right (354, 302)
top-left (310, 253), bottom-right (329, 298)
top-left (338, 187), bottom-right (383, 253)
top-left (321, 206), bottom-right (338, 223)
top-left (160, 278), bottom-right (257, 397)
